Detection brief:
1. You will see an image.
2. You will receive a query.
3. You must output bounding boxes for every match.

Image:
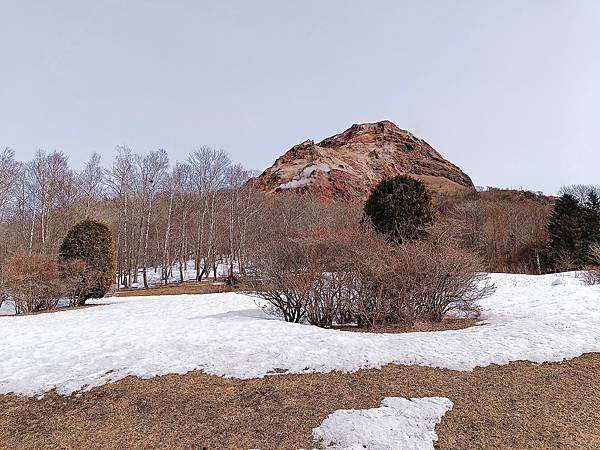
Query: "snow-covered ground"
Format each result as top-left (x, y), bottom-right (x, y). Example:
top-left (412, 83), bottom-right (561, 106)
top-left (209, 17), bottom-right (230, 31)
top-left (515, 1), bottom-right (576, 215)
top-left (0, 298), bottom-right (71, 316)
top-left (0, 300), bottom-right (15, 316)
top-left (1, 272), bottom-right (599, 396)
top-left (121, 260), bottom-right (234, 288)
top-left (313, 397), bottom-right (453, 450)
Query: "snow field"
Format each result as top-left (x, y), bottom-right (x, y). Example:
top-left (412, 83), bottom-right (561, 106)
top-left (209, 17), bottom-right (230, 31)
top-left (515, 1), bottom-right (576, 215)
top-left (0, 272), bottom-right (599, 396)
top-left (120, 259), bottom-right (234, 289)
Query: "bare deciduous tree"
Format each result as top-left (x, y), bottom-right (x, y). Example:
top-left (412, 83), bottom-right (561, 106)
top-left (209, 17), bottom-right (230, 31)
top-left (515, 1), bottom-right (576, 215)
top-left (104, 146), bottom-right (135, 287)
top-left (135, 149), bottom-right (169, 288)
top-left (0, 148), bottom-right (19, 222)
top-left (558, 184), bottom-right (600, 205)
top-left (79, 152), bottom-right (104, 218)
top-left (582, 244), bottom-right (600, 285)
top-left (188, 147), bottom-right (231, 281)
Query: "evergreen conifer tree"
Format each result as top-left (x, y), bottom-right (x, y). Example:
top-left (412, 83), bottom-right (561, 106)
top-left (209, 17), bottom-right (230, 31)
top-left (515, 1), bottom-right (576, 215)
top-left (547, 194), bottom-right (586, 268)
top-left (364, 175), bottom-right (434, 244)
top-left (583, 191), bottom-right (600, 257)
top-left (59, 219), bottom-right (116, 304)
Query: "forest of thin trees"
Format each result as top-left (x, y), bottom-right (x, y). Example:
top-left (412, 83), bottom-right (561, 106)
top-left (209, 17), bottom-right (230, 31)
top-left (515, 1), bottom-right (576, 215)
top-left (0, 146), bottom-right (265, 289)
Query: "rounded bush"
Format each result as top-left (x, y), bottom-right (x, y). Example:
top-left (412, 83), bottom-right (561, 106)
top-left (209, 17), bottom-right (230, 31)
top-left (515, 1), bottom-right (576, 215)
top-left (59, 219), bottom-right (116, 304)
top-left (364, 175), bottom-right (434, 243)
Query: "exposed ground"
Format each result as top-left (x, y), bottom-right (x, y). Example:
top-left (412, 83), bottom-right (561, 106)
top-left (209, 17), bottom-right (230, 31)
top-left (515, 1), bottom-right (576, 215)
top-left (115, 281), bottom-right (234, 297)
top-left (1, 353), bottom-right (598, 450)
top-left (332, 316), bottom-right (478, 333)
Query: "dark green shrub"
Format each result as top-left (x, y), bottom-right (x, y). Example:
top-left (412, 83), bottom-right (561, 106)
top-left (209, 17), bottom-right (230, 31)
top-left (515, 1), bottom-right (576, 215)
top-left (59, 219), bottom-right (116, 304)
top-left (364, 175), bottom-right (434, 243)
top-left (546, 194), bottom-right (586, 270)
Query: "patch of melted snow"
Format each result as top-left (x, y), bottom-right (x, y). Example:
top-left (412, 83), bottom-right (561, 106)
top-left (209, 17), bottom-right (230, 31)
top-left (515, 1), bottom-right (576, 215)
top-left (313, 397), bottom-right (453, 450)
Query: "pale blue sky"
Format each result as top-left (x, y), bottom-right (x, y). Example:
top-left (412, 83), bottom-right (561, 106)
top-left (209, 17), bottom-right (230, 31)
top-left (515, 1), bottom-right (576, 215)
top-left (1, 0), bottom-right (598, 193)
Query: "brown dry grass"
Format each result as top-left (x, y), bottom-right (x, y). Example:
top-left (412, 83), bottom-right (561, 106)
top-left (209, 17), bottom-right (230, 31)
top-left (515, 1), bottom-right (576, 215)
top-left (115, 281), bottom-right (234, 297)
top-left (1, 354), bottom-right (599, 450)
top-left (332, 316), bottom-right (478, 333)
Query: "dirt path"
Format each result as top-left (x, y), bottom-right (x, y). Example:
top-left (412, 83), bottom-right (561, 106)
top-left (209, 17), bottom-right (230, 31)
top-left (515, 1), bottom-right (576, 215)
top-left (1, 353), bottom-right (599, 449)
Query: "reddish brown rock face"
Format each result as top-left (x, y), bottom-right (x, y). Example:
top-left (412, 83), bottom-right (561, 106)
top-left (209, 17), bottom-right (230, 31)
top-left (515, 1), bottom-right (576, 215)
top-left (253, 121), bottom-right (474, 203)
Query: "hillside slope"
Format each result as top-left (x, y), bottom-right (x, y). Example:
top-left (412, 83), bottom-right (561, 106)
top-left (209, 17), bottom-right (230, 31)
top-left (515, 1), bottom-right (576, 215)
top-left (254, 121), bottom-right (474, 202)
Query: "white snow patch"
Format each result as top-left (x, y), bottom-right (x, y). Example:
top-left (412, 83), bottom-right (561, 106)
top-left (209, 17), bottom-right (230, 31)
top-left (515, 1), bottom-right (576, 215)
top-left (313, 397), bottom-right (453, 450)
top-left (0, 300), bottom-right (15, 316)
top-left (121, 259), bottom-right (235, 289)
top-left (278, 163), bottom-right (331, 190)
top-left (0, 298), bottom-right (72, 316)
top-left (1, 272), bottom-right (599, 396)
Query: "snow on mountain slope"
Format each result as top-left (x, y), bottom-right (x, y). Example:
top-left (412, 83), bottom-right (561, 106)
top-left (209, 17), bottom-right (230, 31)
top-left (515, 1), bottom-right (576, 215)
top-left (0, 272), bottom-right (599, 396)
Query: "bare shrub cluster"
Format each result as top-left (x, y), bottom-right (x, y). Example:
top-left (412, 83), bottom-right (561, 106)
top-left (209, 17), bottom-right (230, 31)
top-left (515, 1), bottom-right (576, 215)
top-left (0, 253), bottom-right (103, 314)
top-left (59, 259), bottom-right (103, 307)
top-left (249, 225), bottom-right (494, 329)
top-left (582, 244), bottom-right (600, 285)
top-left (436, 188), bottom-right (552, 274)
top-left (2, 253), bottom-right (64, 314)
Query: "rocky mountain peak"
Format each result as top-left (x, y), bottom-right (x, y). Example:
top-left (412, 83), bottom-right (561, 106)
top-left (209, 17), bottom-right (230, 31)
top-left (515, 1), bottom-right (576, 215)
top-left (254, 121), bottom-right (474, 203)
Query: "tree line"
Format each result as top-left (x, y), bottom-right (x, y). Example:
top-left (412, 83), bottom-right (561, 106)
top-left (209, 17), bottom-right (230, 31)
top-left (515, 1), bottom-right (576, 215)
top-left (0, 146), bottom-right (261, 290)
top-left (0, 144), bottom-right (597, 307)
top-left (547, 185), bottom-right (600, 272)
